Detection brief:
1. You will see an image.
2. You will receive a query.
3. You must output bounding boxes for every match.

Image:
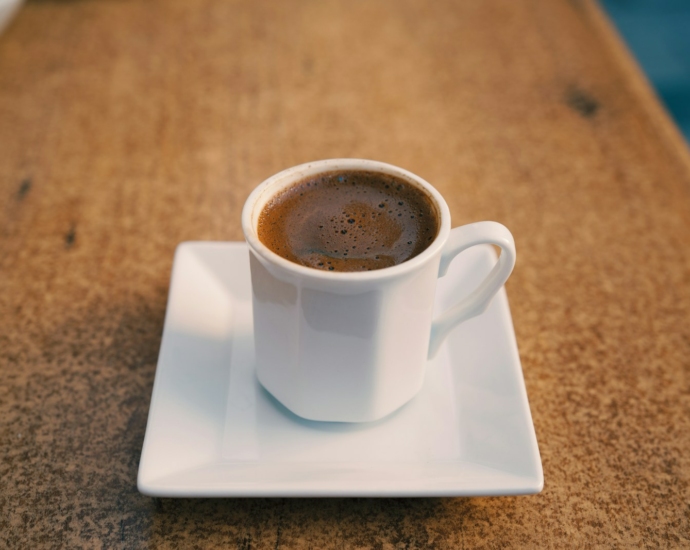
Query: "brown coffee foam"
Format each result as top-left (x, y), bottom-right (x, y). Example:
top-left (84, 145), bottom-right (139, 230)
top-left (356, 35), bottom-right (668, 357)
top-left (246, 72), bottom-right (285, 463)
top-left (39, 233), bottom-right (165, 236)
top-left (258, 170), bottom-right (439, 272)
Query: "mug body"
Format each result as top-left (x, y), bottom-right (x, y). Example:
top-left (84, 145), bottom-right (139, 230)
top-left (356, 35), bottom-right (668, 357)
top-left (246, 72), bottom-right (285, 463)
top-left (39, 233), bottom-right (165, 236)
top-left (242, 159), bottom-right (451, 422)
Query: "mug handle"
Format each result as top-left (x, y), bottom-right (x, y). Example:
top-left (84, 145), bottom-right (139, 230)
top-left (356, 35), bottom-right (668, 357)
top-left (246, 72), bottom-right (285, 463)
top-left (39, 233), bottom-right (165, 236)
top-left (428, 221), bottom-right (516, 359)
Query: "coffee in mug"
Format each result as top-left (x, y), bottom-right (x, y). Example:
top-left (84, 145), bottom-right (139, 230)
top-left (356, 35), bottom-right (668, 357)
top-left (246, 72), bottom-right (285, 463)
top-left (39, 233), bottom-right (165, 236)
top-left (257, 170), bottom-right (440, 272)
top-left (242, 159), bottom-right (516, 422)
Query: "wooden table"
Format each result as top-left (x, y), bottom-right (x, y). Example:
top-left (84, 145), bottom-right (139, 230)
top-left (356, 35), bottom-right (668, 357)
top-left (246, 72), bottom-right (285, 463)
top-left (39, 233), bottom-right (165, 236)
top-left (2, 0), bottom-right (689, 547)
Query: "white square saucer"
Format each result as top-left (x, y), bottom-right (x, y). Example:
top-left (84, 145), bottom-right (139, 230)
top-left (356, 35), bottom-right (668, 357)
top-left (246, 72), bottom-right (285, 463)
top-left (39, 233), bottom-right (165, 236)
top-left (138, 242), bottom-right (543, 497)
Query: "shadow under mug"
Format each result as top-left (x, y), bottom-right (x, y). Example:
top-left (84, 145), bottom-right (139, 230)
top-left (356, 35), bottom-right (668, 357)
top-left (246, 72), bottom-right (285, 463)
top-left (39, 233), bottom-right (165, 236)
top-left (242, 159), bottom-right (516, 422)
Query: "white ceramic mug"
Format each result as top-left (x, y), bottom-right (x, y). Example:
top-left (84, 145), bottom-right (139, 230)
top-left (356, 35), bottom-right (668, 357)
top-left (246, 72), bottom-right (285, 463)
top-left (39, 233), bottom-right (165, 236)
top-left (242, 159), bottom-right (516, 422)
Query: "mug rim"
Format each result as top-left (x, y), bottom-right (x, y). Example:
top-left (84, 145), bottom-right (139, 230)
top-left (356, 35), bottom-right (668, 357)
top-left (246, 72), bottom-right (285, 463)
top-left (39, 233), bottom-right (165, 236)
top-left (242, 159), bottom-right (452, 281)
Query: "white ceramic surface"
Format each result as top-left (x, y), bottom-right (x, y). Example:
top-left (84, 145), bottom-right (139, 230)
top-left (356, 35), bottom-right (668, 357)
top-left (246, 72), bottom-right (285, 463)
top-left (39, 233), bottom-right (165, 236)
top-left (0, 0), bottom-right (22, 35)
top-left (137, 241), bottom-right (542, 497)
top-left (243, 159), bottom-right (516, 422)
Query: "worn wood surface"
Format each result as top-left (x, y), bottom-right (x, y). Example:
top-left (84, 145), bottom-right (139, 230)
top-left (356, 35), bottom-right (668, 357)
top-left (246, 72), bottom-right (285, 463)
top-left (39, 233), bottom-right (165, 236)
top-left (1, 0), bottom-right (689, 547)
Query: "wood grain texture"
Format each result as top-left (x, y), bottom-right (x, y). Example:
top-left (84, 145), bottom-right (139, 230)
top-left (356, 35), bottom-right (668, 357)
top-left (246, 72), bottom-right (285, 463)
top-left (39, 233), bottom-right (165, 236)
top-left (1, 0), bottom-right (689, 547)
